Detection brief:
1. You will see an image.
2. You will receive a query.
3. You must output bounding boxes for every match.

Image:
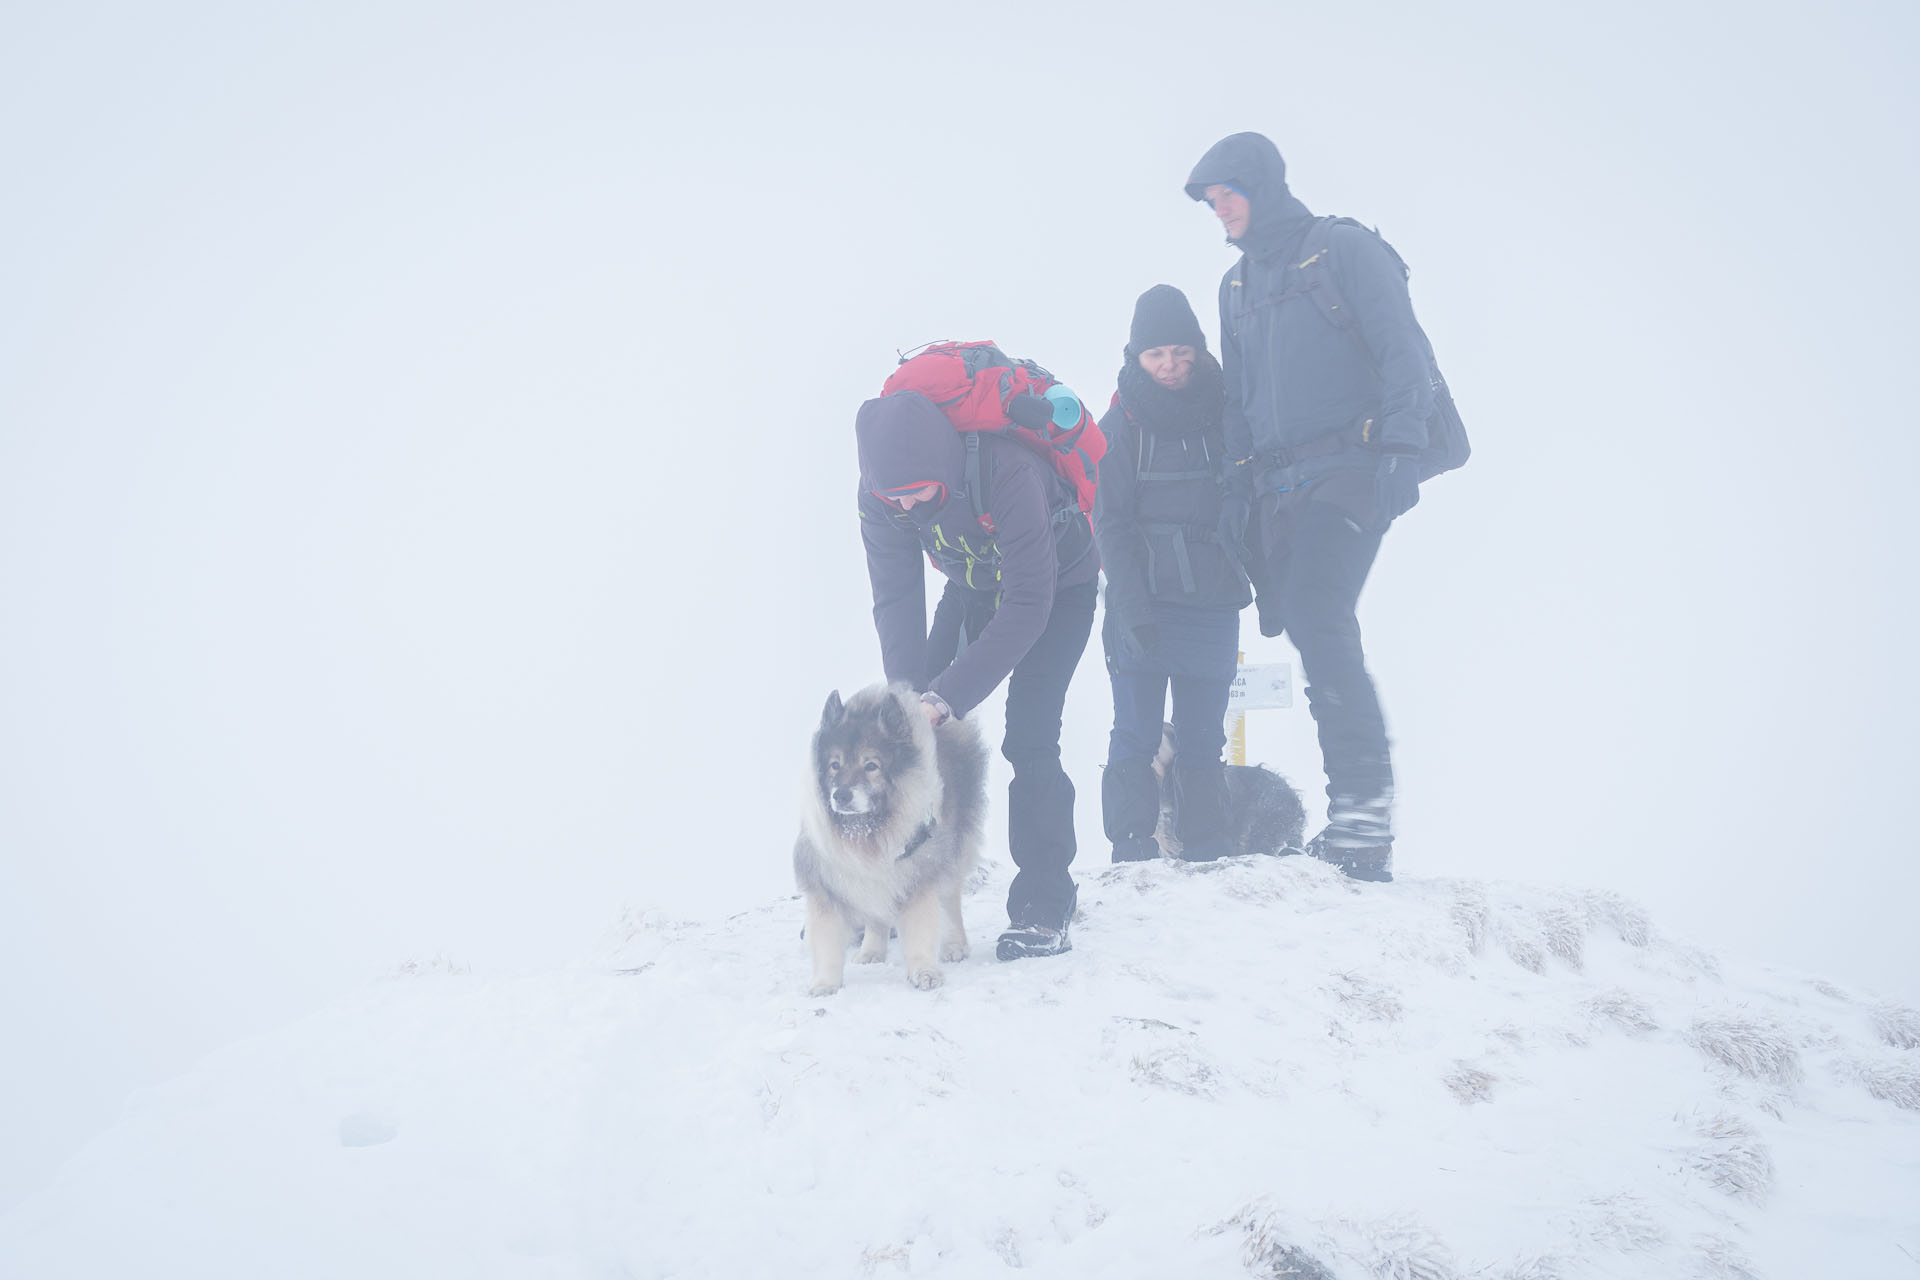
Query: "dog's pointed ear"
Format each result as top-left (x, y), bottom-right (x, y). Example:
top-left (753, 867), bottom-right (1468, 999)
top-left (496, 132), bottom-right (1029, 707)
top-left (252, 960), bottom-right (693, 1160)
top-left (876, 690), bottom-right (911, 741)
top-left (821, 690), bottom-right (845, 728)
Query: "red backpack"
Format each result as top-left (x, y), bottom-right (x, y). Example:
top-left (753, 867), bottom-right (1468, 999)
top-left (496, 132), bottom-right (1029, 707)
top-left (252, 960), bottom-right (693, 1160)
top-left (882, 341), bottom-right (1106, 516)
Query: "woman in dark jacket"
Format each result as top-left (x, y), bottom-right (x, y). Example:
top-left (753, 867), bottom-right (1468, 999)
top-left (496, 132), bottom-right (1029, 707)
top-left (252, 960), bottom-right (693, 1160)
top-left (1094, 285), bottom-right (1252, 862)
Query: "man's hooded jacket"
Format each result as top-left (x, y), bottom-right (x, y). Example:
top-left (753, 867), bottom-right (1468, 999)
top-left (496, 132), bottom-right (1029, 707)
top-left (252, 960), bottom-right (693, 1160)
top-left (1186, 132), bottom-right (1435, 490)
top-left (856, 391), bottom-right (1098, 718)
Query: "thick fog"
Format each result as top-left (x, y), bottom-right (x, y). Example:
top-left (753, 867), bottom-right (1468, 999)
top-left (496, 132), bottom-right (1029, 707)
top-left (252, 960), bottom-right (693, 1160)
top-left (3, 0), bottom-right (1915, 1211)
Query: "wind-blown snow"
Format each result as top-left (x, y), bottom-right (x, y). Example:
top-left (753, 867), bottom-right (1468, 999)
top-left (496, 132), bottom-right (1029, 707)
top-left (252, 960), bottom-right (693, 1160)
top-left (2, 856), bottom-right (1914, 1278)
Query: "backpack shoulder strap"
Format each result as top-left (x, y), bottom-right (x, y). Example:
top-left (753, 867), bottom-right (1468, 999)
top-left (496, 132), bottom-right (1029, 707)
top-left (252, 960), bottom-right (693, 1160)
top-left (963, 432), bottom-right (991, 526)
top-left (1299, 216), bottom-right (1353, 330)
top-left (1303, 216), bottom-right (1415, 332)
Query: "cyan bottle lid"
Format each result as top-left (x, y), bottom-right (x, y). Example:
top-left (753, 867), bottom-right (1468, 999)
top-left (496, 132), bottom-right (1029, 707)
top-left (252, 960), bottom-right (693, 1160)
top-left (1042, 384), bottom-right (1081, 431)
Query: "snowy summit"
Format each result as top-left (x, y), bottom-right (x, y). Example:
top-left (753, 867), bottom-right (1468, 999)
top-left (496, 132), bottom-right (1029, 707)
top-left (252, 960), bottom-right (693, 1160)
top-left (1, 856), bottom-right (1915, 1278)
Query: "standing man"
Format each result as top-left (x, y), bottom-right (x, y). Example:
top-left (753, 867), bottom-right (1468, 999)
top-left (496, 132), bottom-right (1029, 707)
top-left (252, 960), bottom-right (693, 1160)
top-left (1185, 131), bottom-right (1435, 883)
top-left (857, 390), bottom-right (1099, 958)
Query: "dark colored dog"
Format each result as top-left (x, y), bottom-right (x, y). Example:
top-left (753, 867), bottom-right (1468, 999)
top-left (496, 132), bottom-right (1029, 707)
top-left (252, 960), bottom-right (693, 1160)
top-left (1152, 724), bottom-right (1306, 859)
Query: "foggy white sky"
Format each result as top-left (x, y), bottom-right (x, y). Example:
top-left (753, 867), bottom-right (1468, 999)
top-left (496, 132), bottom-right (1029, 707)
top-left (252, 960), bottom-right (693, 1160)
top-left (3, 0), bottom-right (1916, 1212)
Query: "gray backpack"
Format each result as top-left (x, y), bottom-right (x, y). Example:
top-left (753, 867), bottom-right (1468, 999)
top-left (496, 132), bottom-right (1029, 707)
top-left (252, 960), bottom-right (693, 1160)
top-left (1242, 216), bottom-right (1470, 481)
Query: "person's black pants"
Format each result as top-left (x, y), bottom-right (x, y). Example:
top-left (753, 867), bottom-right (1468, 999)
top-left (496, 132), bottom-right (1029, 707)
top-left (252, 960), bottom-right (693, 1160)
top-left (1102, 604), bottom-right (1239, 857)
top-left (999, 580), bottom-right (1097, 928)
top-left (1103, 603), bottom-right (1238, 766)
top-left (926, 579), bottom-right (1096, 928)
top-left (1246, 494), bottom-right (1392, 811)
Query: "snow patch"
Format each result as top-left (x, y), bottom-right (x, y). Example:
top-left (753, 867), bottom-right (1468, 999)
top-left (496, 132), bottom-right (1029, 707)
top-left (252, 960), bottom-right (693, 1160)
top-left (1678, 1110), bottom-right (1774, 1203)
top-left (1687, 1012), bottom-right (1804, 1086)
top-left (1871, 1002), bottom-right (1920, 1049)
top-left (1839, 1055), bottom-right (1920, 1111)
top-left (3, 858), bottom-right (1915, 1278)
top-left (337, 1111), bottom-right (398, 1148)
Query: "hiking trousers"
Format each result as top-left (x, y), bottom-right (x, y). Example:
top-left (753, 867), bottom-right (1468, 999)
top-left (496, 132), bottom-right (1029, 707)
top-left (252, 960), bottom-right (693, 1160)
top-left (1244, 493), bottom-right (1393, 820)
top-left (925, 579), bottom-right (1095, 928)
top-left (1102, 602), bottom-right (1239, 765)
top-left (998, 580), bottom-right (1097, 930)
top-left (1101, 603), bottom-right (1239, 855)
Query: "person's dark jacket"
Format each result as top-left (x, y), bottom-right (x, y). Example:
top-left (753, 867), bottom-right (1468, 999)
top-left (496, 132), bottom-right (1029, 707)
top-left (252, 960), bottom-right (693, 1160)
top-left (856, 391), bottom-right (1099, 719)
top-left (1094, 354), bottom-right (1251, 655)
top-left (1185, 132), bottom-right (1434, 492)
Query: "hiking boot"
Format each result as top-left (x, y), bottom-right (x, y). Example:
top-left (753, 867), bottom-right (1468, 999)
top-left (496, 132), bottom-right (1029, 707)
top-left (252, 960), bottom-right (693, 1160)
top-left (1304, 828), bottom-right (1394, 882)
top-left (1323, 792), bottom-right (1393, 844)
top-left (1102, 759), bottom-right (1160, 865)
top-left (996, 920), bottom-right (1073, 960)
top-left (999, 883), bottom-right (1074, 961)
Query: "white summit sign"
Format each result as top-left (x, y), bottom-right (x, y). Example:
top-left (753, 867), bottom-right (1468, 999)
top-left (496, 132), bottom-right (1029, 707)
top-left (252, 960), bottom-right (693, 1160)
top-left (1224, 661), bottom-right (1292, 766)
top-left (1227, 662), bottom-right (1293, 711)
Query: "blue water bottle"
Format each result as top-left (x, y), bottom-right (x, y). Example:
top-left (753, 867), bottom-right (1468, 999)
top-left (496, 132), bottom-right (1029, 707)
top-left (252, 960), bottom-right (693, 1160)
top-left (1042, 384), bottom-right (1082, 432)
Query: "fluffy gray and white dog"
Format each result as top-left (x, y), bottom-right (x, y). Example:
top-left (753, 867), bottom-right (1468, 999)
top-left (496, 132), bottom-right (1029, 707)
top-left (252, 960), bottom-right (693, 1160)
top-left (794, 683), bottom-right (990, 995)
top-left (1152, 723), bottom-right (1307, 859)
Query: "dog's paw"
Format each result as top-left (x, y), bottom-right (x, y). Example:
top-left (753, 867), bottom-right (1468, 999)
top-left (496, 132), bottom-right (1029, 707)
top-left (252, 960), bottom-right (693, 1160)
top-left (807, 980), bottom-right (843, 997)
top-left (907, 966), bottom-right (945, 991)
top-left (940, 940), bottom-right (970, 963)
top-left (854, 947), bottom-right (888, 965)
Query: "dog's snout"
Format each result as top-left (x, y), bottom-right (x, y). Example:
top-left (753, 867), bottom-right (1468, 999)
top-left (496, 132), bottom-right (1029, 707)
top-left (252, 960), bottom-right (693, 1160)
top-left (832, 786), bottom-right (853, 807)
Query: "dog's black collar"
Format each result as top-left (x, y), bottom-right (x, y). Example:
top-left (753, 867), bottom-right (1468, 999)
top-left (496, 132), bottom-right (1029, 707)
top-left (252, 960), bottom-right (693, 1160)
top-left (899, 818), bottom-right (938, 860)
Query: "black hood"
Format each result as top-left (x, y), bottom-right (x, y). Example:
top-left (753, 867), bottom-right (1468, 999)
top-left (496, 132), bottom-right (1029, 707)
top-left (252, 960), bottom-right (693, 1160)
top-left (1185, 131), bottom-right (1316, 260)
top-left (855, 391), bottom-right (964, 504)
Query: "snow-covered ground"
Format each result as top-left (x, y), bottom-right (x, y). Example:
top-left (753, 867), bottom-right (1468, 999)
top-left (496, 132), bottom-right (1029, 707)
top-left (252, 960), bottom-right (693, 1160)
top-left (2, 855), bottom-right (1915, 1279)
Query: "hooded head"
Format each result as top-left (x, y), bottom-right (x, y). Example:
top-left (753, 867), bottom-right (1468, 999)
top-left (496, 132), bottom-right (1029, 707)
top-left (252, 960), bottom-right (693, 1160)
top-left (855, 391), bottom-right (964, 511)
top-left (1185, 131), bottom-right (1315, 257)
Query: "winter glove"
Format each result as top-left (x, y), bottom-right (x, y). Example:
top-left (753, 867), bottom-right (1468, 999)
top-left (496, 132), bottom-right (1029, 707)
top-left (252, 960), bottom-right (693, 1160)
top-left (1215, 492), bottom-right (1248, 558)
top-left (1217, 486), bottom-right (1251, 556)
top-left (1216, 459), bottom-right (1257, 559)
top-left (1106, 611), bottom-right (1161, 667)
top-left (1005, 394), bottom-right (1054, 431)
top-left (1369, 448), bottom-right (1422, 533)
top-left (1123, 621), bottom-right (1162, 664)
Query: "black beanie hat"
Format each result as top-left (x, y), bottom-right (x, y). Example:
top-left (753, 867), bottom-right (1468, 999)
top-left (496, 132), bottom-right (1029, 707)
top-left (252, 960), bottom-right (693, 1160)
top-left (1129, 284), bottom-right (1206, 353)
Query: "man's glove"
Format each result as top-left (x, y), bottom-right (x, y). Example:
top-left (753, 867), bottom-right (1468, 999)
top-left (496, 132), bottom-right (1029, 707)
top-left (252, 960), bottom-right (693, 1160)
top-left (1370, 448), bottom-right (1422, 533)
top-left (1006, 395), bottom-right (1054, 430)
